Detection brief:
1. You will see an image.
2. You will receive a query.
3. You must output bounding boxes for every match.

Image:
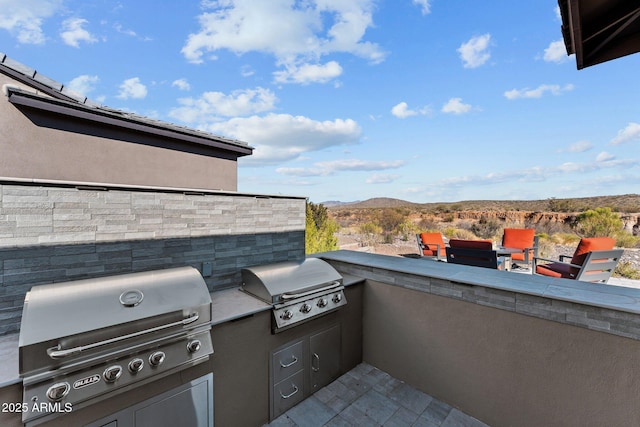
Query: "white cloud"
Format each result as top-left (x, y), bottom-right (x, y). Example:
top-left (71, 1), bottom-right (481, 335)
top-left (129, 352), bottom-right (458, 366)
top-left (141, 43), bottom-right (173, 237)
top-left (610, 122), bottom-right (640, 145)
top-left (504, 84), bottom-right (574, 100)
top-left (66, 75), bottom-right (99, 96)
top-left (0, 0), bottom-right (62, 44)
top-left (543, 39), bottom-right (568, 63)
top-left (114, 23), bottom-right (137, 37)
top-left (596, 152), bottom-right (615, 162)
top-left (457, 34), bottom-right (491, 68)
top-left (210, 114), bottom-right (362, 165)
top-left (563, 140), bottom-right (593, 153)
top-left (277, 159), bottom-right (404, 177)
top-left (60, 18), bottom-right (97, 48)
top-left (441, 98), bottom-right (471, 115)
top-left (273, 61), bottom-right (343, 85)
top-left (391, 102), bottom-right (431, 118)
top-left (412, 0), bottom-right (432, 15)
top-left (172, 78), bottom-right (191, 91)
top-left (181, 0), bottom-right (385, 83)
top-left (169, 87), bottom-right (277, 122)
top-left (117, 77), bottom-right (147, 100)
top-left (366, 173), bottom-right (400, 184)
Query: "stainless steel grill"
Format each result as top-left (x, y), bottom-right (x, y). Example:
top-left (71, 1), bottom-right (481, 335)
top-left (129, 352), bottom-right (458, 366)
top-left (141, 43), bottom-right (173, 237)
top-left (241, 258), bottom-right (346, 333)
top-left (18, 266), bottom-right (214, 425)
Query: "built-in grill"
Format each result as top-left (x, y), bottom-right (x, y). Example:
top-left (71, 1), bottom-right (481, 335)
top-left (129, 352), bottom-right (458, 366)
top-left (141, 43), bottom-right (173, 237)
top-left (241, 258), bottom-right (346, 333)
top-left (18, 266), bottom-right (214, 426)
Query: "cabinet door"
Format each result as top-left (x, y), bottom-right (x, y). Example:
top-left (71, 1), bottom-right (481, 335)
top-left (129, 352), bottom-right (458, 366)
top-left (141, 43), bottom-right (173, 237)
top-left (309, 324), bottom-right (341, 392)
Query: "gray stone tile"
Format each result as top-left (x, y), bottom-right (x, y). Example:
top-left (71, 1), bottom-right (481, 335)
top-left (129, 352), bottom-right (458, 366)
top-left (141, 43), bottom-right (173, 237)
top-left (352, 389), bottom-right (400, 425)
top-left (383, 406), bottom-right (421, 426)
top-left (286, 395), bottom-right (337, 427)
top-left (441, 409), bottom-right (489, 427)
top-left (388, 382), bottom-right (432, 414)
top-left (325, 396), bottom-right (350, 414)
top-left (323, 415), bottom-right (355, 427)
top-left (264, 414), bottom-right (297, 427)
top-left (338, 404), bottom-right (378, 426)
top-left (419, 398), bottom-right (452, 425)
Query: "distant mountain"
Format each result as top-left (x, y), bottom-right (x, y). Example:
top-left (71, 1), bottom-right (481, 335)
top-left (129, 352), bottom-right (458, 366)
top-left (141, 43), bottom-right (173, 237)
top-left (320, 200), bottom-right (360, 208)
top-left (325, 194), bottom-right (640, 212)
top-left (328, 197), bottom-right (421, 209)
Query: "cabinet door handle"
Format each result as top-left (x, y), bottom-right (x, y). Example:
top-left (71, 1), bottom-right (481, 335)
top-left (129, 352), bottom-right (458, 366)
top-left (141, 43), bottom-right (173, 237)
top-left (279, 355), bottom-right (298, 368)
top-left (312, 353), bottom-right (320, 372)
top-left (280, 384), bottom-right (299, 399)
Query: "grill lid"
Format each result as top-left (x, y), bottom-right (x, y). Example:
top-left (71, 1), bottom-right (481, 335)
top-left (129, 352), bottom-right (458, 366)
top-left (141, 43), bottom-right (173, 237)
top-left (19, 266), bottom-right (211, 349)
top-left (241, 258), bottom-right (342, 303)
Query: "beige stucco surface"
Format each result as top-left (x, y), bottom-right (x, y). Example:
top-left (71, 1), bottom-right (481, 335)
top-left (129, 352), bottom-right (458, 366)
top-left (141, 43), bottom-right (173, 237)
top-left (1, 73), bottom-right (238, 191)
top-left (362, 280), bottom-right (640, 427)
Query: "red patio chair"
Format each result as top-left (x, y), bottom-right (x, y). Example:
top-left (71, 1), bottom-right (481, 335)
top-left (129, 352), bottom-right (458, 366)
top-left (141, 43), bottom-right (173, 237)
top-left (533, 237), bottom-right (623, 283)
top-left (416, 232), bottom-right (447, 261)
top-left (501, 228), bottom-right (538, 266)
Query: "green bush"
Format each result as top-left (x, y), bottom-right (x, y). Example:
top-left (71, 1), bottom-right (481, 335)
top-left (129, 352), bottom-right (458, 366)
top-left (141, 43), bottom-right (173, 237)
top-left (306, 202), bottom-right (339, 254)
top-left (575, 207), bottom-right (622, 237)
top-left (575, 207), bottom-right (638, 247)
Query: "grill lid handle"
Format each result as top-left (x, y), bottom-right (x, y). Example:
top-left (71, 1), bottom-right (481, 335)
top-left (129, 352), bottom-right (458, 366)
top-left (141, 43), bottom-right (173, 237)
top-left (46, 313), bottom-right (200, 359)
top-left (280, 281), bottom-right (342, 301)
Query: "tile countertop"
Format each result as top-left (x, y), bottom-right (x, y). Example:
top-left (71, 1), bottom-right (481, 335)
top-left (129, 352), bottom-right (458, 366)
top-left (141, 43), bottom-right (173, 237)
top-left (0, 273), bottom-right (364, 387)
top-left (317, 250), bottom-right (640, 316)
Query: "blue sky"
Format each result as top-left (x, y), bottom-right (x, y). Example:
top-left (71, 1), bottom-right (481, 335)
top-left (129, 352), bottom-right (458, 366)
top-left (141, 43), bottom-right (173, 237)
top-left (1, 1), bottom-right (639, 204)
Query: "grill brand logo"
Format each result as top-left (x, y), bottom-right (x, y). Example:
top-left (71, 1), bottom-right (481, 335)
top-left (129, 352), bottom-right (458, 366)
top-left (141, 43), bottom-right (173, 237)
top-left (73, 374), bottom-right (101, 389)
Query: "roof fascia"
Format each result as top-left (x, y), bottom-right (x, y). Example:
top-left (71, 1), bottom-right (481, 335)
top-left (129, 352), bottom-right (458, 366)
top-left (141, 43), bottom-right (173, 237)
top-left (6, 88), bottom-right (253, 157)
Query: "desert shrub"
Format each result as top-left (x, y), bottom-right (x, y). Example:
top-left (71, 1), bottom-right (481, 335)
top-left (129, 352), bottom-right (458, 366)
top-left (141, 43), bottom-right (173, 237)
top-left (382, 233), bottom-right (394, 244)
top-left (548, 198), bottom-right (581, 212)
top-left (549, 233), bottom-right (581, 245)
top-left (441, 213), bottom-right (455, 223)
top-left (359, 222), bottom-right (382, 235)
top-left (615, 233), bottom-right (640, 248)
top-left (397, 220), bottom-right (419, 241)
top-left (575, 207), bottom-right (622, 237)
top-left (614, 261), bottom-right (640, 280)
top-left (532, 220), bottom-right (574, 235)
top-left (442, 227), bottom-right (477, 240)
top-left (575, 207), bottom-right (639, 247)
top-left (376, 209), bottom-right (406, 232)
top-left (358, 222), bottom-right (382, 247)
top-left (470, 218), bottom-right (501, 239)
top-left (418, 217), bottom-right (440, 231)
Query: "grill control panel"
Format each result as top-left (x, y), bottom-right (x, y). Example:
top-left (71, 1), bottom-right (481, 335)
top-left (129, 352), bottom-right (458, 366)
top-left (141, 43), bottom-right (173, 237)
top-left (21, 330), bottom-right (213, 424)
top-left (272, 287), bottom-right (347, 332)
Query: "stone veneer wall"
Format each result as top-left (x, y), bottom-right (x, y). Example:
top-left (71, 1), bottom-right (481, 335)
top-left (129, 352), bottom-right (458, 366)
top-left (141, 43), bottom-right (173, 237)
top-left (0, 182), bottom-right (306, 336)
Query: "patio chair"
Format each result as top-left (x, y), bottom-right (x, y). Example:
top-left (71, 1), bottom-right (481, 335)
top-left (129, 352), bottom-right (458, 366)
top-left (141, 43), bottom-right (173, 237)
top-left (533, 237), bottom-right (623, 283)
top-left (501, 228), bottom-right (538, 266)
top-left (417, 232), bottom-right (447, 261)
top-left (445, 239), bottom-right (503, 269)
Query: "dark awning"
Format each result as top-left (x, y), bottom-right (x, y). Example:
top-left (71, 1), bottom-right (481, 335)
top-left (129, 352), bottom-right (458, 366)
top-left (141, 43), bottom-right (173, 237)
top-left (559, 0), bottom-right (640, 69)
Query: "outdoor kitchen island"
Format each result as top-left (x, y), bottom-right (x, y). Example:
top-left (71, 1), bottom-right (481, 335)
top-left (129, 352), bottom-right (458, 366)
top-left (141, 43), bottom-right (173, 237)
top-left (3, 251), bottom-right (640, 426)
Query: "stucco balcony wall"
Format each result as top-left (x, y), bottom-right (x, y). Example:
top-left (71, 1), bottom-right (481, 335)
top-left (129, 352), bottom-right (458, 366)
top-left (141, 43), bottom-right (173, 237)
top-left (319, 251), bottom-right (640, 427)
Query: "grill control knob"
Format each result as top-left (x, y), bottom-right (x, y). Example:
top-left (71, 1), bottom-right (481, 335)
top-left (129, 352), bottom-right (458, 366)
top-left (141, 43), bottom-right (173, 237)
top-left (300, 303), bottom-right (312, 313)
top-left (187, 339), bottom-right (202, 353)
top-left (46, 382), bottom-right (70, 402)
top-left (128, 358), bottom-right (144, 374)
top-left (149, 351), bottom-right (166, 367)
top-left (317, 298), bottom-right (328, 308)
top-left (281, 310), bottom-right (294, 320)
top-left (332, 293), bottom-right (342, 304)
top-left (103, 365), bottom-right (123, 383)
